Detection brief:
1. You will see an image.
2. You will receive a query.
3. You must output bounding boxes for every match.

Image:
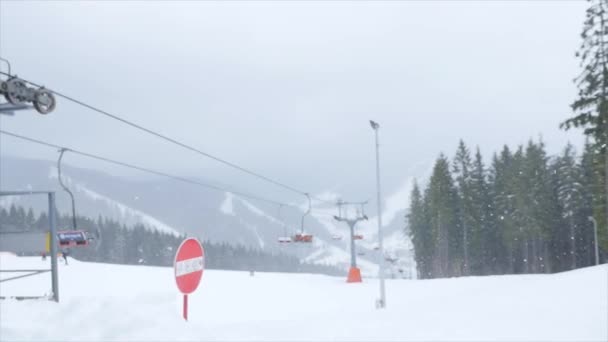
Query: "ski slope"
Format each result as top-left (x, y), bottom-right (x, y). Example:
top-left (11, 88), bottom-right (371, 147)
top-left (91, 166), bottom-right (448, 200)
top-left (1, 254), bottom-right (606, 341)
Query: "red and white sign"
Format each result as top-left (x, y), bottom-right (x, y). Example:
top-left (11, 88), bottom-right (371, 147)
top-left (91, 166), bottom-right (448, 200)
top-left (174, 238), bottom-right (204, 321)
top-left (174, 238), bottom-right (204, 294)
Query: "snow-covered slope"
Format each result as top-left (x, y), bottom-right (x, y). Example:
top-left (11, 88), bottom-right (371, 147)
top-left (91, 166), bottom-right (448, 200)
top-left (77, 182), bottom-right (182, 236)
top-left (1, 255), bottom-right (606, 341)
top-left (0, 156), bottom-right (420, 273)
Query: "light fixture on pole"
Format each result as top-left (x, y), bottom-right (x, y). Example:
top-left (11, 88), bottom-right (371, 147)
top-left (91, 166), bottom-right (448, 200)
top-left (588, 216), bottom-right (600, 265)
top-left (369, 120), bottom-right (386, 309)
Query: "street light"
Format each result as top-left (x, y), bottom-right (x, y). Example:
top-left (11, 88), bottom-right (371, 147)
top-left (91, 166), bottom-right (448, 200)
top-left (370, 120), bottom-right (386, 309)
top-left (588, 216), bottom-right (600, 265)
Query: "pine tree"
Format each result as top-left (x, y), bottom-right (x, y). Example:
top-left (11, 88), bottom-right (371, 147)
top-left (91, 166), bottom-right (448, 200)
top-left (522, 140), bottom-right (557, 273)
top-left (113, 225), bottom-right (128, 263)
top-left (490, 147), bottom-right (518, 273)
top-left (407, 181), bottom-right (432, 278)
top-left (426, 155), bottom-right (460, 277)
top-left (469, 147), bottom-right (492, 274)
top-left (25, 208), bottom-right (36, 229)
top-left (16, 207), bottom-right (26, 228)
top-left (581, 139), bottom-right (608, 261)
top-left (553, 143), bottom-right (586, 269)
top-left (452, 140), bottom-right (474, 275)
top-left (562, 0), bottom-right (608, 251)
top-left (8, 204), bottom-right (18, 227)
top-left (563, 0), bottom-right (608, 139)
top-left (36, 212), bottom-right (48, 231)
top-left (0, 208), bottom-right (8, 231)
top-left (511, 146), bottom-right (530, 273)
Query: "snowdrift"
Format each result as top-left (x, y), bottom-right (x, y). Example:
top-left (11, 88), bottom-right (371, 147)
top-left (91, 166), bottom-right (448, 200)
top-left (1, 255), bottom-right (606, 341)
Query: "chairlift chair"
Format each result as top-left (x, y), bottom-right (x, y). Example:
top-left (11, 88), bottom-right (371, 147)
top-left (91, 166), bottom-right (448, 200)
top-left (293, 233), bottom-right (313, 243)
top-left (56, 149), bottom-right (101, 250)
top-left (278, 236), bottom-right (292, 243)
top-left (57, 230), bottom-right (89, 247)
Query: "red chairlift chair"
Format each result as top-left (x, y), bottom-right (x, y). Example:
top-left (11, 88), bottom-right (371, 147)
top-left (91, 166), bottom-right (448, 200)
top-left (293, 233), bottom-right (313, 243)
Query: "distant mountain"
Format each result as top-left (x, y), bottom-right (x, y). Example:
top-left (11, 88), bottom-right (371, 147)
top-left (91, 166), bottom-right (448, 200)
top-left (0, 156), bottom-right (418, 277)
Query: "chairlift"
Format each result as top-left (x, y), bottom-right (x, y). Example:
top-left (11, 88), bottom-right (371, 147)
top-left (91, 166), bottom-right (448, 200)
top-left (57, 230), bottom-right (89, 247)
top-left (357, 251), bottom-right (366, 256)
top-left (57, 149), bottom-right (101, 249)
top-left (353, 234), bottom-right (364, 240)
top-left (331, 234), bottom-right (342, 241)
top-left (293, 194), bottom-right (313, 243)
top-left (293, 233), bottom-right (313, 243)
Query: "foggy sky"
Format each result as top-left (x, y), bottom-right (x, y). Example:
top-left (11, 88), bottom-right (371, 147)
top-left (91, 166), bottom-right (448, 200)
top-left (0, 1), bottom-right (589, 207)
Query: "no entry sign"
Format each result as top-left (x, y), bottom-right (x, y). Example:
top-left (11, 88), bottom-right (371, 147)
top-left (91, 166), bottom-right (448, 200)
top-left (174, 238), bottom-right (204, 321)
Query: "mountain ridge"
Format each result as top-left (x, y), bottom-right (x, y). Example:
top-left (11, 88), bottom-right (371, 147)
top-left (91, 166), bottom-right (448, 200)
top-left (0, 155), bottom-right (417, 277)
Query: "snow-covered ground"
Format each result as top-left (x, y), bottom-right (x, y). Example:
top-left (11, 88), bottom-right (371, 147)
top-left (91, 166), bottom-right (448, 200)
top-left (1, 254), bottom-right (606, 341)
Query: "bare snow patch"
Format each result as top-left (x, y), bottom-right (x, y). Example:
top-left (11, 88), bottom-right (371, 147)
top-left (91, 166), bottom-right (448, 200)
top-left (79, 186), bottom-right (180, 236)
top-left (237, 198), bottom-right (280, 225)
top-left (220, 192), bottom-right (235, 216)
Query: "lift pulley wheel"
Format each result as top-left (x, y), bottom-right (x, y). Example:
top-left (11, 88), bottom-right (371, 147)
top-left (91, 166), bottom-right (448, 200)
top-left (33, 88), bottom-right (56, 114)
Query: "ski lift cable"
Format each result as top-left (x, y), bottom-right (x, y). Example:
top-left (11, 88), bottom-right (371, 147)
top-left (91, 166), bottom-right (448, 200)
top-left (277, 203), bottom-right (290, 239)
top-left (300, 193), bottom-right (311, 234)
top-left (0, 71), bottom-right (334, 206)
top-left (0, 130), bottom-right (296, 208)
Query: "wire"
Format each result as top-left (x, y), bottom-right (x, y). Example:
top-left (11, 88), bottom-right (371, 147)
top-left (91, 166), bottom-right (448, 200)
top-left (0, 71), bottom-right (334, 206)
top-left (0, 129), bottom-right (296, 208)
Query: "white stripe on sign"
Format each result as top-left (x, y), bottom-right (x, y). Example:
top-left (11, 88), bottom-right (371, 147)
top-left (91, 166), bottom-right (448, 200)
top-left (175, 256), bottom-right (204, 277)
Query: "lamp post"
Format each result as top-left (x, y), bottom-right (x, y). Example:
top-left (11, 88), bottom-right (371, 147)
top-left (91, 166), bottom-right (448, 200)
top-left (370, 120), bottom-right (386, 309)
top-left (588, 216), bottom-right (600, 265)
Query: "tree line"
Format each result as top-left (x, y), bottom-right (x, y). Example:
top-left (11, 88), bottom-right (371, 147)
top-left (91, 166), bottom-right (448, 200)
top-left (408, 0), bottom-right (608, 279)
top-left (407, 139), bottom-right (606, 279)
top-left (0, 205), bottom-right (343, 276)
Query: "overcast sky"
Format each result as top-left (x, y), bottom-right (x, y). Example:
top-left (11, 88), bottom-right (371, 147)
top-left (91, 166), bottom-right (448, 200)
top-left (0, 1), bottom-right (589, 208)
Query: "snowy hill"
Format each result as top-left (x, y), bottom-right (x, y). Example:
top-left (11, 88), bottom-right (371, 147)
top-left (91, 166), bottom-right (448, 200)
top-left (0, 156), bottom-right (418, 274)
top-left (1, 254), bottom-right (606, 341)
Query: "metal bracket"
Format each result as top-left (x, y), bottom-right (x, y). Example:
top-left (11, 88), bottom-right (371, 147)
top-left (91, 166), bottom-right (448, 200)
top-left (0, 102), bottom-right (32, 116)
top-left (0, 77), bottom-right (56, 114)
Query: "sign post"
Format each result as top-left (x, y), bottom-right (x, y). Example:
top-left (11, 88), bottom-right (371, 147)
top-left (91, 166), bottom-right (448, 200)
top-left (174, 238), bottom-right (204, 321)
